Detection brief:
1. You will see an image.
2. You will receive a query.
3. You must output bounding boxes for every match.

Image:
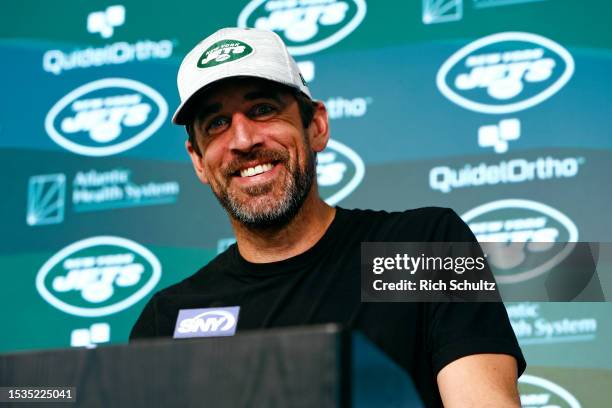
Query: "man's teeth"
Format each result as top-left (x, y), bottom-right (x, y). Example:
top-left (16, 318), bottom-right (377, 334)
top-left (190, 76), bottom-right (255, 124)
top-left (240, 163), bottom-right (274, 177)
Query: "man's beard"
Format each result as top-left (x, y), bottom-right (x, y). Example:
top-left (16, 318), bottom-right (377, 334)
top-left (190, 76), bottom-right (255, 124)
top-left (211, 144), bottom-right (316, 230)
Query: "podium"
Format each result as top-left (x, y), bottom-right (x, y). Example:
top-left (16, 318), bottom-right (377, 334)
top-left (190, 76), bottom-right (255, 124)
top-left (0, 325), bottom-right (423, 407)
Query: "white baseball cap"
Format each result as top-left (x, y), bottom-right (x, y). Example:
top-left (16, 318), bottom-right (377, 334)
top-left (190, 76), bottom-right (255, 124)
top-left (172, 27), bottom-right (311, 125)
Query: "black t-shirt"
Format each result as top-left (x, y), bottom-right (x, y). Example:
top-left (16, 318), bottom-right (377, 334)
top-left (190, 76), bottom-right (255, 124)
top-left (130, 207), bottom-right (526, 407)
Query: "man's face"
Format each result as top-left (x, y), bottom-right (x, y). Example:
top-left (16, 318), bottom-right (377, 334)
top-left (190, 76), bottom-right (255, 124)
top-left (187, 78), bottom-right (328, 228)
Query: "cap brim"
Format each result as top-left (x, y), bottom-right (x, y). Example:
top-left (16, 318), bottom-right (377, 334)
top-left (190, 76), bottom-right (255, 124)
top-left (172, 73), bottom-right (310, 125)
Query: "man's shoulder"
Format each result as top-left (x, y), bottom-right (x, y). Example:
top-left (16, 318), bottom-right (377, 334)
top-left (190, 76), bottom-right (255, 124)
top-left (340, 205), bottom-right (456, 221)
top-left (338, 206), bottom-right (469, 241)
top-left (152, 247), bottom-right (235, 299)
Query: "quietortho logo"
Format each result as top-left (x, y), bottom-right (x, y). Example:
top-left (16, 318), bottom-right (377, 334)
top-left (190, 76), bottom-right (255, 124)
top-left (43, 41), bottom-right (173, 76)
top-left (43, 5), bottom-right (174, 75)
top-left (429, 156), bottom-right (584, 194)
top-left (87, 5), bottom-right (125, 39)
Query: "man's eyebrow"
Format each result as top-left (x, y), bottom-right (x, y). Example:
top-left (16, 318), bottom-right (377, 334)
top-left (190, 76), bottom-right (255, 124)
top-left (194, 102), bottom-right (221, 123)
top-left (244, 89), bottom-right (285, 104)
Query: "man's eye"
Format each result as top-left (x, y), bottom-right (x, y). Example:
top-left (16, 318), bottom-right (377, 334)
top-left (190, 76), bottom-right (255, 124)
top-left (250, 104), bottom-right (276, 118)
top-left (207, 117), bottom-right (229, 133)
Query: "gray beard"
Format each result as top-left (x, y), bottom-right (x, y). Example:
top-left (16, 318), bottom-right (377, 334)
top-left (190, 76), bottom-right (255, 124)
top-left (215, 150), bottom-right (316, 230)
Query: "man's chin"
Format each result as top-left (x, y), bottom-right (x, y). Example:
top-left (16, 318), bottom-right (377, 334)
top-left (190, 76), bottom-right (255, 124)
top-left (222, 190), bottom-right (304, 230)
top-left (238, 183), bottom-right (275, 197)
top-left (236, 196), bottom-right (278, 213)
top-left (214, 156), bottom-right (314, 229)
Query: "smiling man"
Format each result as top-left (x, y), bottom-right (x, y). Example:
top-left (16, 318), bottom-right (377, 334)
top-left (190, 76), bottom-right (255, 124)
top-left (184, 77), bottom-right (331, 244)
top-left (130, 27), bottom-right (525, 407)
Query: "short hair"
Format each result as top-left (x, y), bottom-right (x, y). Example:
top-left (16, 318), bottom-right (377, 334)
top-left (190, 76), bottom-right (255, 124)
top-left (185, 83), bottom-right (317, 157)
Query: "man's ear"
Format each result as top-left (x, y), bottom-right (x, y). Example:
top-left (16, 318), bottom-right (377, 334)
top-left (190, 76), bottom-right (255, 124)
top-left (308, 101), bottom-right (330, 153)
top-left (186, 139), bottom-right (210, 185)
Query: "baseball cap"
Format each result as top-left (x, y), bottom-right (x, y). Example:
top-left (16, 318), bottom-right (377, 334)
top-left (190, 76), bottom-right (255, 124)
top-left (172, 27), bottom-right (311, 125)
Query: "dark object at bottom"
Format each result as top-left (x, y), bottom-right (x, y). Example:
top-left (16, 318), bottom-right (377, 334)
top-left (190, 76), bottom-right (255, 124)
top-left (0, 325), bottom-right (422, 408)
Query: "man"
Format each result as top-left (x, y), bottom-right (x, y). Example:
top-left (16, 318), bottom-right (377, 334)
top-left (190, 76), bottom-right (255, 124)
top-left (130, 27), bottom-right (525, 407)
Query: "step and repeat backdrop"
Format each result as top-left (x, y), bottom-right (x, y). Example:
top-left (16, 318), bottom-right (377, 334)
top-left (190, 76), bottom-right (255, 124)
top-left (1, 0), bottom-right (611, 406)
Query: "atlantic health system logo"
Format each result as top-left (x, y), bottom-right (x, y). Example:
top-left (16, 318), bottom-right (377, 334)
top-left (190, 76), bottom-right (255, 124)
top-left (27, 174), bottom-right (67, 226)
top-left (238, 0), bottom-right (366, 55)
top-left (45, 78), bottom-right (168, 156)
top-left (507, 303), bottom-right (597, 346)
top-left (437, 32), bottom-right (574, 114)
top-left (36, 236), bottom-right (161, 317)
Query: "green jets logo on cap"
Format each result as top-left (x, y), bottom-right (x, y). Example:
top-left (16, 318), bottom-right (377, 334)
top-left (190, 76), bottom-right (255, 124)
top-left (198, 39), bottom-right (253, 68)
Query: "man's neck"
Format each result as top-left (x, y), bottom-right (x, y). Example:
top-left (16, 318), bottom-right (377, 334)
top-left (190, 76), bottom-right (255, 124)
top-left (231, 192), bottom-right (336, 263)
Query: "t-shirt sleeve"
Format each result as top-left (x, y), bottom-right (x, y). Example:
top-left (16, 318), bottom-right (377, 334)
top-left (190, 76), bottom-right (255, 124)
top-left (426, 302), bottom-right (527, 376)
top-left (430, 208), bottom-right (480, 242)
top-left (426, 208), bottom-right (527, 376)
top-left (129, 294), bottom-right (159, 341)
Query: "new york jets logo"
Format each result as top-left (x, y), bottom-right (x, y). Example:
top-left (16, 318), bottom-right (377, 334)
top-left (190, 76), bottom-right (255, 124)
top-left (437, 32), bottom-right (574, 114)
top-left (198, 40), bottom-right (253, 68)
top-left (45, 78), bottom-right (168, 156)
top-left (519, 375), bottom-right (581, 408)
top-left (238, 0), bottom-right (366, 56)
top-left (318, 139), bottom-right (365, 205)
top-left (462, 199), bottom-right (578, 284)
top-left (36, 236), bottom-right (162, 317)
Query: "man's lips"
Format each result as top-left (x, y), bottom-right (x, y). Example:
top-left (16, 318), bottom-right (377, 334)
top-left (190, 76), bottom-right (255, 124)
top-left (222, 150), bottom-right (289, 187)
top-left (238, 162), bottom-right (275, 178)
top-left (230, 161), bottom-right (283, 187)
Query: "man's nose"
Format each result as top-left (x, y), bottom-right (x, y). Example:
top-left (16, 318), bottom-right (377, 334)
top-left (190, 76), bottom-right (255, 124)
top-left (228, 112), bottom-right (262, 152)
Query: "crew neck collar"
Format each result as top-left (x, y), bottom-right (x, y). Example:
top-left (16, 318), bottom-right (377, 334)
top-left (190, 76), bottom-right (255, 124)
top-left (227, 207), bottom-right (346, 277)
